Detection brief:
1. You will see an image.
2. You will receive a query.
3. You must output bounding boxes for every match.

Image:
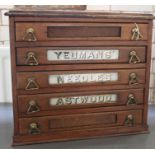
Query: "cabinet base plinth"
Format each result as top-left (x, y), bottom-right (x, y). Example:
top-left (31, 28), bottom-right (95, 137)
top-left (12, 125), bottom-right (149, 146)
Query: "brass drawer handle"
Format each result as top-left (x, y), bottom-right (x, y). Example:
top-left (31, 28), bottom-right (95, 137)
top-left (23, 28), bottom-right (37, 41)
top-left (25, 52), bottom-right (39, 66)
top-left (131, 23), bottom-right (143, 40)
top-left (129, 73), bottom-right (138, 85)
top-left (29, 123), bottom-right (40, 135)
top-left (127, 94), bottom-right (137, 105)
top-left (25, 77), bottom-right (39, 90)
top-left (129, 51), bottom-right (140, 64)
top-left (124, 114), bottom-right (134, 127)
top-left (27, 100), bottom-right (40, 114)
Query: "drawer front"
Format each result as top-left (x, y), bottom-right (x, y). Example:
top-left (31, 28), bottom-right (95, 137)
top-left (16, 69), bottom-right (145, 90)
top-left (16, 47), bottom-right (146, 66)
top-left (18, 89), bottom-right (144, 115)
top-left (16, 23), bottom-right (148, 41)
top-left (19, 110), bottom-right (143, 135)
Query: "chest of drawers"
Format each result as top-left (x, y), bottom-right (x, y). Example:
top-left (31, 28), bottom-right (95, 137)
top-left (5, 10), bottom-right (153, 145)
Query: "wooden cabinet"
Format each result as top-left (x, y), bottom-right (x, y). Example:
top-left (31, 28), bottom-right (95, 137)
top-left (5, 10), bottom-right (153, 145)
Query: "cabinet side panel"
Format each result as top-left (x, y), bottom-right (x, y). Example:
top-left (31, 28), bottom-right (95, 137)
top-left (143, 20), bottom-right (153, 126)
top-left (9, 17), bottom-right (19, 136)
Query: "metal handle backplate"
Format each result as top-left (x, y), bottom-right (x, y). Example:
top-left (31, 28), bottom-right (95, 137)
top-left (129, 73), bottom-right (138, 85)
top-left (127, 94), bottom-right (137, 105)
top-left (23, 28), bottom-right (37, 41)
top-left (124, 114), bottom-right (134, 127)
top-left (129, 51), bottom-right (140, 64)
top-left (25, 77), bottom-right (39, 90)
top-left (27, 100), bottom-right (40, 114)
top-left (25, 52), bottom-right (39, 66)
top-left (131, 23), bottom-right (143, 40)
top-left (29, 122), bottom-right (40, 135)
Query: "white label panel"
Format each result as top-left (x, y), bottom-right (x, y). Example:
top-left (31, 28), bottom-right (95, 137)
top-left (47, 50), bottom-right (119, 61)
top-left (49, 94), bottom-right (117, 106)
top-left (48, 72), bottom-right (118, 85)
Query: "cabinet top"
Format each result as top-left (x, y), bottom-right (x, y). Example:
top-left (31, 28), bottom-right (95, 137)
top-left (5, 10), bottom-right (154, 19)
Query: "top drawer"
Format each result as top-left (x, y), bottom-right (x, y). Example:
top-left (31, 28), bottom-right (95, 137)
top-left (15, 23), bottom-right (148, 41)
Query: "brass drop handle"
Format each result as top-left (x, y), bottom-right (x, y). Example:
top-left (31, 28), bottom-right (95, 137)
top-left (129, 73), bottom-right (138, 85)
top-left (25, 52), bottom-right (39, 66)
top-left (124, 114), bottom-right (134, 127)
top-left (25, 77), bottom-right (39, 90)
top-left (129, 51), bottom-right (140, 64)
top-left (27, 100), bottom-right (40, 114)
top-left (23, 28), bottom-right (37, 41)
top-left (131, 23), bottom-right (143, 40)
top-left (126, 94), bottom-right (137, 105)
top-left (29, 123), bottom-right (40, 135)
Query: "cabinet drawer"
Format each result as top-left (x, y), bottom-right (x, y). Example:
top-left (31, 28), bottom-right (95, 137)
top-left (18, 89), bottom-right (144, 115)
top-left (19, 110), bottom-right (143, 135)
top-left (16, 23), bottom-right (148, 41)
top-left (16, 47), bottom-right (146, 66)
top-left (16, 69), bottom-right (145, 90)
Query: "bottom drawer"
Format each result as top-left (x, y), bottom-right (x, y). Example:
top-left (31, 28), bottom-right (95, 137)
top-left (19, 110), bottom-right (142, 135)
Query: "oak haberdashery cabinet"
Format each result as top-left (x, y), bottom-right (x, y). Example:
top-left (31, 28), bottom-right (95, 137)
top-left (5, 10), bottom-right (154, 145)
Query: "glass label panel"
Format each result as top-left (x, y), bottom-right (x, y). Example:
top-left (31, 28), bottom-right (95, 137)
top-left (47, 50), bottom-right (119, 61)
top-left (49, 94), bottom-right (117, 106)
top-left (48, 72), bottom-right (118, 85)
